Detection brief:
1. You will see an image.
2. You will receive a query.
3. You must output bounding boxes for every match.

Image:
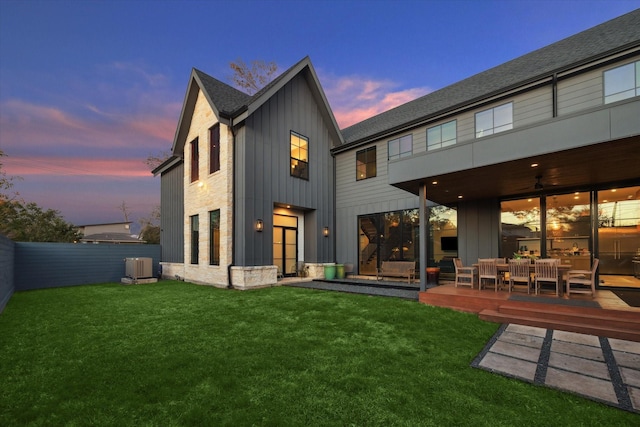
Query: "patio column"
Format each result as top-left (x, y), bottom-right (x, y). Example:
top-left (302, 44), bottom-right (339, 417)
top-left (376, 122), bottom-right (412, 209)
top-left (419, 183), bottom-right (428, 292)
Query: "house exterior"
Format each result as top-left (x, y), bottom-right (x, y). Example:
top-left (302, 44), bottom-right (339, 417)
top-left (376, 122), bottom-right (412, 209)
top-left (335, 9), bottom-right (640, 291)
top-left (154, 57), bottom-right (341, 288)
top-left (157, 10), bottom-right (640, 291)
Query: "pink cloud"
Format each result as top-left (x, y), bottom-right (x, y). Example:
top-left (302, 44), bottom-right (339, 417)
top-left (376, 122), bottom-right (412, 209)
top-left (320, 74), bottom-right (431, 128)
top-left (4, 156), bottom-right (152, 178)
top-left (0, 99), bottom-right (178, 152)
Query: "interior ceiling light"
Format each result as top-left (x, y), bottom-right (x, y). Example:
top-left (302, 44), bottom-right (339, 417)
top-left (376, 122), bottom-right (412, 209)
top-left (530, 163), bottom-right (539, 168)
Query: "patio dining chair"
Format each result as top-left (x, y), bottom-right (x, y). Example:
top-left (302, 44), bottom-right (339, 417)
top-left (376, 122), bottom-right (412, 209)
top-left (478, 258), bottom-right (501, 292)
top-left (453, 258), bottom-right (476, 288)
top-left (508, 258), bottom-right (531, 294)
top-left (534, 258), bottom-right (560, 296)
top-left (566, 258), bottom-right (599, 298)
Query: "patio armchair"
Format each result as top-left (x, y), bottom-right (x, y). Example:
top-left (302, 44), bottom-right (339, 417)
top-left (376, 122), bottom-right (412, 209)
top-left (534, 258), bottom-right (560, 296)
top-left (453, 258), bottom-right (476, 288)
top-left (478, 258), bottom-right (501, 292)
top-left (566, 258), bottom-right (599, 298)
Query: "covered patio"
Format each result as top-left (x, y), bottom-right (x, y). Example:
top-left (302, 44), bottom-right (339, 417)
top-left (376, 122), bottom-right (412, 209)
top-left (420, 282), bottom-right (640, 342)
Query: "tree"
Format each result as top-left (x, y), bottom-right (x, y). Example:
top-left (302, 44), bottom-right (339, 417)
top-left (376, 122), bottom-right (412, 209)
top-left (145, 149), bottom-right (172, 171)
top-left (0, 149), bottom-right (20, 202)
top-left (1, 150), bottom-right (80, 242)
top-left (0, 201), bottom-right (81, 242)
top-left (139, 205), bottom-right (160, 244)
top-left (229, 58), bottom-right (278, 95)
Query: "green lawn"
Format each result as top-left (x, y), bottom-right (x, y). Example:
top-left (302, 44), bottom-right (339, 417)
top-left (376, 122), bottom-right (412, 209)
top-left (0, 281), bottom-right (636, 426)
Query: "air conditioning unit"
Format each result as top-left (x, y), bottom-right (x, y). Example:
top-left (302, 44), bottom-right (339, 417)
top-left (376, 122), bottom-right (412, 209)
top-left (125, 257), bottom-right (153, 279)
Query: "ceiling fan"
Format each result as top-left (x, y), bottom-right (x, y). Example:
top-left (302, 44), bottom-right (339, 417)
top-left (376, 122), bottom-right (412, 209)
top-left (516, 175), bottom-right (544, 192)
top-left (534, 175), bottom-right (544, 190)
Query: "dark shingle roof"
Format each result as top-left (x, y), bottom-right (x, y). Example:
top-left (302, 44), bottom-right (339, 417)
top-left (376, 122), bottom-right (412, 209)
top-left (192, 68), bottom-right (252, 116)
top-left (193, 57), bottom-right (311, 118)
top-left (341, 9), bottom-right (640, 145)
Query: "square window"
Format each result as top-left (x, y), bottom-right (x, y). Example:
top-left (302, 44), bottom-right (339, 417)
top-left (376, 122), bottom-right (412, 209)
top-left (475, 102), bottom-right (513, 138)
top-left (604, 61), bottom-right (640, 104)
top-left (428, 120), bottom-right (457, 150)
top-left (388, 134), bottom-right (412, 160)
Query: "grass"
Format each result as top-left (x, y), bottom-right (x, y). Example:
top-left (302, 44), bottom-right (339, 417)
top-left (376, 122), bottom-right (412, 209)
top-left (0, 281), bottom-right (636, 426)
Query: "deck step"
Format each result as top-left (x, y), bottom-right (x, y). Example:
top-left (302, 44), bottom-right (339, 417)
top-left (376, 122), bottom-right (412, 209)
top-left (479, 308), bottom-right (640, 342)
top-left (495, 303), bottom-right (640, 331)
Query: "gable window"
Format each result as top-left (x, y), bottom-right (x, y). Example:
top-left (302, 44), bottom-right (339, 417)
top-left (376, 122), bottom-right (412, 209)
top-left (427, 120), bottom-right (457, 151)
top-left (388, 135), bottom-right (412, 160)
top-left (356, 146), bottom-right (376, 180)
top-left (190, 138), bottom-right (199, 182)
top-left (475, 102), bottom-right (513, 138)
top-left (190, 214), bottom-right (199, 264)
top-left (290, 131), bottom-right (309, 180)
top-left (604, 60), bottom-right (640, 104)
top-left (210, 124), bottom-right (220, 174)
top-left (209, 210), bottom-right (220, 265)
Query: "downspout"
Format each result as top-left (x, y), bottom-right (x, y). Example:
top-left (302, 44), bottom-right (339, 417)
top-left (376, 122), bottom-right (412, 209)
top-left (552, 73), bottom-right (558, 118)
top-left (227, 119), bottom-right (236, 289)
top-left (332, 153), bottom-right (337, 263)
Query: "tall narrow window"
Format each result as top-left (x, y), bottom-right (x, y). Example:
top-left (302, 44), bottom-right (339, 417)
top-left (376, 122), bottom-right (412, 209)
top-left (209, 124), bottom-right (220, 174)
top-left (604, 60), bottom-right (640, 104)
top-left (427, 120), bottom-right (457, 150)
top-left (388, 134), bottom-right (412, 160)
top-left (356, 146), bottom-right (376, 180)
top-left (190, 138), bottom-right (199, 182)
top-left (190, 215), bottom-right (199, 264)
top-left (290, 131), bottom-right (309, 180)
top-left (209, 210), bottom-right (220, 265)
top-left (475, 102), bottom-right (513, 138)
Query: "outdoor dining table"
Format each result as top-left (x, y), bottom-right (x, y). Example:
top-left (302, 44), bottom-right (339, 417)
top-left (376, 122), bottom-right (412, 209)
top-left (472, 262), bottom-right (572, 296)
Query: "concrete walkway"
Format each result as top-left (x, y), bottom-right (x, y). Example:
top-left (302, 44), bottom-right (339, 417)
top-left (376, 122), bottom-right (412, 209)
top-left (472, 323), bottom-right (640, 413)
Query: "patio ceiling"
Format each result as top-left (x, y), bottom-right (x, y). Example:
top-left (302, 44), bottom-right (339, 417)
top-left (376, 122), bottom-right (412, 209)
top-left (393, 136), bottom-right (640, 205)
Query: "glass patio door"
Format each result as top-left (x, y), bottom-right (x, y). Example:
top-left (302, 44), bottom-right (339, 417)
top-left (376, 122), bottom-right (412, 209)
top-left (597, 186), bottom-right (640, 280)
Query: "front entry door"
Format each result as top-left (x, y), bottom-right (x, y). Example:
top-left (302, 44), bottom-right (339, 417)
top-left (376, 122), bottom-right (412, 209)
top-left (274, 226), bottom-right (297, 277)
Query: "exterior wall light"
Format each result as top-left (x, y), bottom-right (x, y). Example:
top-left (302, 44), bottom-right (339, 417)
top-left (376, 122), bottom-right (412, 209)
top-left (256, 219), bottom-right (264, 232)
top-left (323, 226), bottom-right (329, 237)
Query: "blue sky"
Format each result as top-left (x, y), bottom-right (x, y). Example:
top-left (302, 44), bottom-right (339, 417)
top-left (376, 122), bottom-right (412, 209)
top-left (1, 0), bottom-right (639, 230)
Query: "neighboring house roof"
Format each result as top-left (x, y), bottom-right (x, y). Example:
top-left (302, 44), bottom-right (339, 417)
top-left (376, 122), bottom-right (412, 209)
top-left (167, 56), bottom-right (344, 162)
top-left (80, 233), bottom-right (144, 244)
top-left (76, 221), bottom-right (132, 228)
top-left (338, 9), bottom-right (640, 148)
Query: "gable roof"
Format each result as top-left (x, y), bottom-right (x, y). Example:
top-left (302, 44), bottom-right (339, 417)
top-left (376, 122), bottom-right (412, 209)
top-left (169, 56), bottom-right (343, 158)
top-left (339, 9), bottom-right (640, 148)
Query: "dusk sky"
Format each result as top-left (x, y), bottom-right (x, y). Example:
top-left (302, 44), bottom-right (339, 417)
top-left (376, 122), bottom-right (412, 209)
top-left (1, 0), bottom-right (639, 231)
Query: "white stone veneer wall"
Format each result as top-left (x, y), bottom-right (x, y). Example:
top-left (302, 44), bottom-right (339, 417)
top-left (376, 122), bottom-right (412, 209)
top-left (183, 89), bottom-right (233, 287)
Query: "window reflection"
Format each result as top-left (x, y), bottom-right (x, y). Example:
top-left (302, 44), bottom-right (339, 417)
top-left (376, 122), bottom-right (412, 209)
top-left (501, 198), bottom-right (541, 258)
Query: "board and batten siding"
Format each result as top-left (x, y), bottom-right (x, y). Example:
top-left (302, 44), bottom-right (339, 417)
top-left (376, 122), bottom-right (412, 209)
top-left (235, 73), bottom-right (335, 266)
top-left (160, 162), bottom-right (184, 263)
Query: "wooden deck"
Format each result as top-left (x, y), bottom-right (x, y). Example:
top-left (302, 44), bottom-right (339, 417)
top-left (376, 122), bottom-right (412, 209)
top-left (420, 283), bottom-right (640, 342)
